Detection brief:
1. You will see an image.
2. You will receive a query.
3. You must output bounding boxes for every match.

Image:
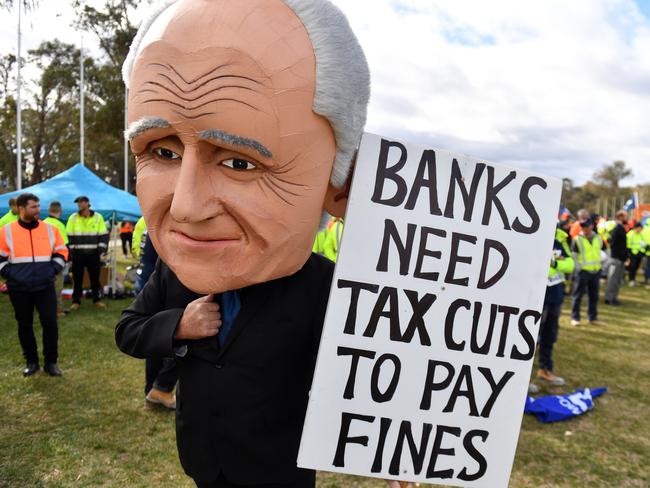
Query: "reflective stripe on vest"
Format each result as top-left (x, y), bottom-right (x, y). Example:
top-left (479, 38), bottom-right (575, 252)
top-left (5, 224), bottom-right (14, 260)
top-left (45, 222), bottom-right (55, 250)
top-left (4, 221), bottom-right (58, 263)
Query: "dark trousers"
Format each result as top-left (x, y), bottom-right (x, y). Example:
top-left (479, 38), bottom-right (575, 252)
top-left (145, 357), bottom-right (178, 394)
top-left (628, 254), bottom-right (643, 282)
top-left (72, 253), bottom-right (101, 303)
top-left (195, 470), bottom-right (315, 488)
top-left (538, 302), bottom-right (562, 371)
top-left (121, 233), bottom-right (133, 256)
top-left (8, 285), bottom-right (58, 364)
top-left (645, 255), bottom-right (650, 281)
top-left (571, 270), bottom-right (600, 321)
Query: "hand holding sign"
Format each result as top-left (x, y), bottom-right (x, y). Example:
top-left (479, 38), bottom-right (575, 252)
top-left (175, 294), bottom-right (222, 340)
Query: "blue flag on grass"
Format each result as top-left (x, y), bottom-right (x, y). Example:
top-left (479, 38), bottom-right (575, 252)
top-left (525, 387), bottom-right (607, 423)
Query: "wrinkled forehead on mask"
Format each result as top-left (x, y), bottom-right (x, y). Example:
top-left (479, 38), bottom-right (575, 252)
top-left (122, 0), bottom-right (371, 190)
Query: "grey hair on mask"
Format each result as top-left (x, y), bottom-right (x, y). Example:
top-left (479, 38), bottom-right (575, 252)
top-left (122, 0), bottom-right (370, 189)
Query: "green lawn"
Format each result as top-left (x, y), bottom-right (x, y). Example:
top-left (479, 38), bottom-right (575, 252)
top-left (0, 281), bottom-right (648, 487)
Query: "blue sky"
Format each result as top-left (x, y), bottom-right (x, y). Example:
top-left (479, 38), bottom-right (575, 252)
top-left (333, 0), bottom-right (650, 186)
top-left (634, 0), bottom-right (650, 17)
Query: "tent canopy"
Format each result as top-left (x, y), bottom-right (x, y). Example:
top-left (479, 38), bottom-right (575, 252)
top-left (0, 163), bottom-right (141, 222)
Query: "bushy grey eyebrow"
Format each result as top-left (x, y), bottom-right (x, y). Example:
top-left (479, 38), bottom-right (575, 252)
top-left (125, 116), bottom-right (172, 141)
top-left (199, 129), bottom-right (272, 159)
top-left (124, 119), bottom-right (273, 160)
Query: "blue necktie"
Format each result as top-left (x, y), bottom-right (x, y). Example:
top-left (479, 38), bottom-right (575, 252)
top-left (218, 290), bottom-right (241, 346)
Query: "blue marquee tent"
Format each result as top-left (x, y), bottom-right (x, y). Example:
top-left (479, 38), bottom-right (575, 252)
top-left (0, 163), bottom-right (141, 222)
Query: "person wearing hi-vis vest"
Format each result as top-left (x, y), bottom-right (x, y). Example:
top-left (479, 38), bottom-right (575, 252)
top-left (43, 201), bottom-right (69, 317)
top-left (641, 221), bottom-right (650, 284)
top-left (66, 196), bottom-right (109, 310)
top-left (132, 216), bottom-right (147, 260)
top-left (312, 216), bottom-right (344, 262)
top-left (0, 193), bottom-right (69, 377)
top-left (322, 217), bottom-right (344, 262)
top-left (0, 197), bottom-right (19, 227)
top-left (533, 234), bottom-right (575, 387)
top-left (571, 216), bottom-right (606, 326)
top-left (626, 222), bottom-right (645, 286)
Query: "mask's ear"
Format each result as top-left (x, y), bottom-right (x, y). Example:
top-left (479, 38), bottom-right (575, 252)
top-left (323, 156), bottom-right (356, 218)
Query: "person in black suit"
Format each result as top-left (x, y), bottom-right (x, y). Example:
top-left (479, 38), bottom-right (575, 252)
top-left (116, 0), bottom-right (370, 486)
top-left (116, 256), bottom-right (333, 487)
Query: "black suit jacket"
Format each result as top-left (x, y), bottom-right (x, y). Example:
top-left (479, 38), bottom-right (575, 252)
top-left (609, 222), bottom-right (629, 261)
top-left (115, 254), bottom-right (334, 485)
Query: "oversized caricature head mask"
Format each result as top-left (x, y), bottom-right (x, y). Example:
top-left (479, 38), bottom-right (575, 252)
top-left (123, 0), bottom-right (369, 294)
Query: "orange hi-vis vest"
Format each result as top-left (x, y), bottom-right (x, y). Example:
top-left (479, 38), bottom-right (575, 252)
top-left (0, 219), bottom-right (68, 292)
top-left (120, 221), bottom-right (134, 234)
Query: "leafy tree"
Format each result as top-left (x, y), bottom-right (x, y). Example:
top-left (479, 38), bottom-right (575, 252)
top-left (593, 161), bottom-right (633, 192)
top-left (22, 40), bottom-right (88, 184)
top-left (0, 0), bottom-right (143, 192)
top-left (73, 0), bottom-right (141, 190)
top-left (0, 54), bottom-right (15, 98)
top-left (0, 0), bottom-right (39, 189)
top-left (0, 54), bottom-right (17, 189)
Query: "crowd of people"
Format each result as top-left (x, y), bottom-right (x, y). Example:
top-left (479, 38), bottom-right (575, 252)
top-left (532, 207), bottom-right (648, 392)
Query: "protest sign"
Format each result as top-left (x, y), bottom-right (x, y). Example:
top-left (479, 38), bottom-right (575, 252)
top-left (298, 133), bottom-right (562, 487)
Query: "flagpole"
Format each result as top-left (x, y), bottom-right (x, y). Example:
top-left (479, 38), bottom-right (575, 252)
top-left (124, 87), bottom-right (128, 190)
top-left (80, 35), bottom-right (85, 165)
top-left (16, 0), bottom-right (22, 190)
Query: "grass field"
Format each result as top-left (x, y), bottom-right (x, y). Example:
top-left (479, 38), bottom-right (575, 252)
top-left (0, 276), bottom-right (648, 487)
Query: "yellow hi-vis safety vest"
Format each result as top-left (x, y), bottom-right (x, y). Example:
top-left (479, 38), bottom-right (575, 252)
top-left (574, 234), bottom-right (603, 272)
top-left (642, 226), bottom-right (650, 256)
top-left (627, 230), bottom-right (645, 256)
top-left (66, 211), bottom-right (109, 254)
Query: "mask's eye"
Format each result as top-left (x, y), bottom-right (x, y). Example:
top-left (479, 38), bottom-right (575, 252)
top-left (153, 147), bottom-right (181, 160)
top-left (221, 158), bottom-right (257, 171)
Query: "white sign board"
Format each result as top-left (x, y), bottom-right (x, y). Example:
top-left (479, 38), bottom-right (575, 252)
top-left (298, 133), bottom-right (561, 487)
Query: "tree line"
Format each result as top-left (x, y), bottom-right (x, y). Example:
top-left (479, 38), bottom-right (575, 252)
top-left (0, 0), bottom-right (141, 192)
top-left (562, 160), bottom-right (648, 217)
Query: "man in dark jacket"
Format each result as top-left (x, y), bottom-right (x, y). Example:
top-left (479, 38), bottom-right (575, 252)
top-left (604, 210), bottom-right (629, 305)
top-left (66, 195), bottom-right (109, 310)
top-left (116, 255), bottom-right (333, 486)
top-left (0, 193), bottom-right (68, 376)
top-left (116, 0), bottom-right (370, 486)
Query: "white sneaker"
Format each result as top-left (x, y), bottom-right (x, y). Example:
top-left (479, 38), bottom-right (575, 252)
top-left (629, 281), bottom-right (637, 287)
top-left (571, 319), bottom-right (581, 326)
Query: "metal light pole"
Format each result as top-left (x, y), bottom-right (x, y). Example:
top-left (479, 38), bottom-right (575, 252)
top-left (16, 0), bottom-right (22, 189)
top-left (80, 35), bottom-right (85, 165)
top-left (124, 87), bottom-right (128, 190)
